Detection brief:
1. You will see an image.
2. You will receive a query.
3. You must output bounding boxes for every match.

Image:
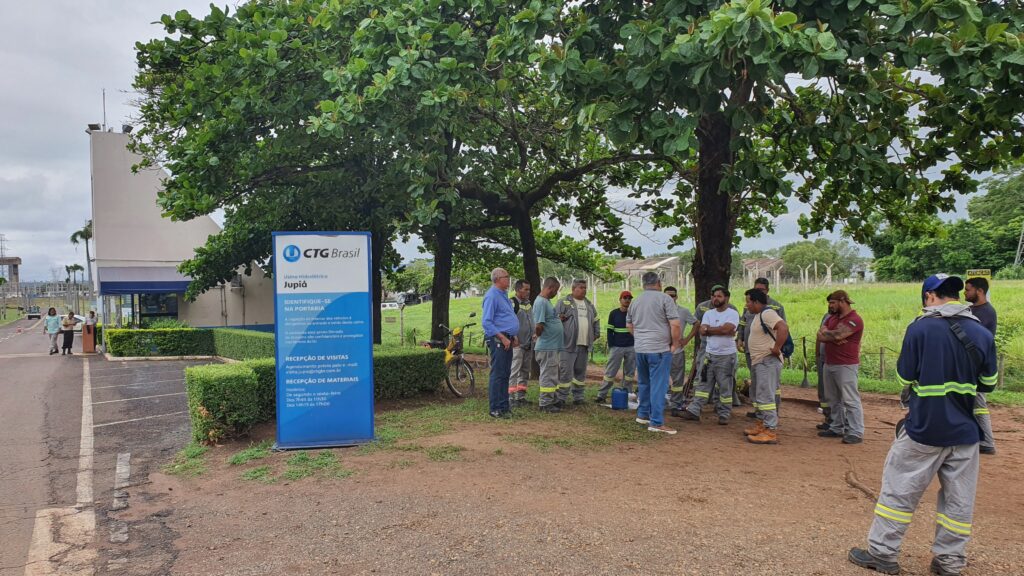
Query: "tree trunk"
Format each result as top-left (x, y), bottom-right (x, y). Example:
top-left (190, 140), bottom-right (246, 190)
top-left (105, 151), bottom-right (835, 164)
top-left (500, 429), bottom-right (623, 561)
top-left (515, 210), bottom-right (541, 301)
top-left (370, 228), bottom-right (386, 345)
top-left (691, 111), bottom-right (735, 308)
top-left (430, 219), bottom-right (455, 342)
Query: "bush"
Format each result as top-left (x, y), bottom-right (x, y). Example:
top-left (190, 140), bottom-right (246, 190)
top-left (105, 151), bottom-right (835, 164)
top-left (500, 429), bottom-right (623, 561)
top-left (184, 347), bottom-right (446, 442)
top-left (213, 328), bottom-right (275, 360)
top-left (142, 317), bottom-right (191, 329)
top-left (243, 358), bottom-right (277, 421)
top-left (373, 347), bottom-right (447, 399)
top-left (107, 328), bottom-right (215, 357)
top-left (185, 363), bottom-right (264, 443)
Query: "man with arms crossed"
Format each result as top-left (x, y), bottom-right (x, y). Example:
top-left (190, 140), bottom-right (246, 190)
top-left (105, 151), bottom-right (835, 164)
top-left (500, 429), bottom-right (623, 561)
top-left (532, 277), bottom-right (564, 413)
top-left (817, 290), bottom-right (865, 444)
top-left (849, 274), bottom-right (997, 576)
top-left (964, 276), bottom-right (997, 455)
top-left (678, 287), bottom-right (739, 425)
top-left (627, 272), bottom-right (682, 434)
top-left (555, 279), bottom-right (601, 406)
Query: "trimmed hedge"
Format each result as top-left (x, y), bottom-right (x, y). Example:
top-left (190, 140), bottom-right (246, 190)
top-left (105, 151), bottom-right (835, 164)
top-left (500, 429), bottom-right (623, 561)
top-left (184, 347), bottom-right (446, 443)
top-left (107, 328), bottom-right (215, 357)
top-left (212, 328), bottom-right (275, 360)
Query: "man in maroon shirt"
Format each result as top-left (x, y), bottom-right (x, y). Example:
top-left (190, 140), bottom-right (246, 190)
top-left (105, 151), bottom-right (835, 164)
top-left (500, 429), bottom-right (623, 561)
top-left (816, 290), bottom-right (865, 444)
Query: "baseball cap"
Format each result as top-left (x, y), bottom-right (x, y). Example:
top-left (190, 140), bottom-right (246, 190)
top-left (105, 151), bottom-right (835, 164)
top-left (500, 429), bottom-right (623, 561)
top-left (826, 289), bottom-right (854, 304)
top-left (711, 284), bottom-right (725, 292)
top-left (619, 290), bottom-right (633, 299)
top-left (922, 273), bottom-right (964, 293)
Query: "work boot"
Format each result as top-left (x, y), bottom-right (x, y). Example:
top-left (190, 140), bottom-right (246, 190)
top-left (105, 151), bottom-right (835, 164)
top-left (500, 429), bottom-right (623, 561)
top-left (744, 420), bottom-right (766, 436)
top-left (929, 557), bottom-right (961, 576)
top-left (594, 396), bottom-right (606, 404)
top-left (746, 411), bottom-right (758, 419)
top-left (717, 416), bottom-right (728, 426)
top-left (818, 430), bottom-right (843, 438)
top-left (843, 435), bottom-right (864, 445)
top-left (540, 404), bottom-right (562, 414)
top-left (980, 445), bottom-right (996, 455)
top-left (746, 428), bottom-right (778, 444)
top-left (675, 410), bottom-right (700, 422)
top-left (816, 422), bottom-right (830, 430)
top-left (848, 548), bottom-right (900, 574)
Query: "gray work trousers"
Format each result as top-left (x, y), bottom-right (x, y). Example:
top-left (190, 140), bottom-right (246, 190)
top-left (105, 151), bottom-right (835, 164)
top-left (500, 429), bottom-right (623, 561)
top-left (535, 349), bottom-right (560, 407)
top-left (824, 363), bottom-right (864, 438)
top-left (816, 346), bottom-right (828, 417)
top-left (599, 346), bottom-right (635, 399)
top-left (509, 346), bottom-right (533, 401)
top-left (974, 393), bottom-right (994, 450)
top-left (752, 356), bottom-right (782, 429)
top-left (686, 353), bottom-right (736, 419)
top-left (667, 349), bottom-right (687, 409)
top-left (747, 351), bottom-right (782, 419)
top-left (558, 344), bottom-right (589, 403)
top-left (867, 431), bottom-right (979, 574)
top-left (48, 332), bottom-right (59, 352)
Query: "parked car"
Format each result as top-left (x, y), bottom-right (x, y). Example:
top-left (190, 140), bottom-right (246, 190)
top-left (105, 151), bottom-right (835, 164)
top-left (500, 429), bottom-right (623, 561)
top-left (381, 301), bottom-right (400, 310)
top-left (396, 293), bottom-right (420, 306)
top-left (26, 306), bottom-right (41, 319)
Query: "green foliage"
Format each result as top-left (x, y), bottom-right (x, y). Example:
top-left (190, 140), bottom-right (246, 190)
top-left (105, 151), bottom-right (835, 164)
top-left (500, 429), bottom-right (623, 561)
top-left (242, 358), bottom-right (277, 422)
top-left (164, 442), bottom-right (209, 477)
top-left (212, 329), bottom-right (275, 360)
top-left (873, 218), bottom-right (1022, 281)
top-left (971, 165), bottom-right (1024, 227)
top-left (141, 317), bottom-right (191, 329)
top-left (996, 265), bottom-right (1024, 280)
top-left (107, 328), bottom-right (215, 357)
top-left (228, 440), bottom-right (273, 466)
top-left (372, 347), bottom-right (447, 399)
top-left (779, 239), bottom-right (862, 280)
top-left (185, 363), bottom-right (265, 444)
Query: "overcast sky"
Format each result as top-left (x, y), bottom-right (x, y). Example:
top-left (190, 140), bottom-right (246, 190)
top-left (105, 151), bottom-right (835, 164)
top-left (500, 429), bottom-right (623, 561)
top-left (0, 2), bottom-right (971, 282)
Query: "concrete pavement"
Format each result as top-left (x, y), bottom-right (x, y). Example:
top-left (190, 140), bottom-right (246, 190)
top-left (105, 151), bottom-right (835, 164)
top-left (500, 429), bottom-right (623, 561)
top-left (0, 318), bottom-right (210, 575)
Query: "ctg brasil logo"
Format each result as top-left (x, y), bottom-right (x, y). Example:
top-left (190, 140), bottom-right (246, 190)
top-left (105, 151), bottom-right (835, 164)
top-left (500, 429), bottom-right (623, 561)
top-left (282, 245), bottom-right (301, 263)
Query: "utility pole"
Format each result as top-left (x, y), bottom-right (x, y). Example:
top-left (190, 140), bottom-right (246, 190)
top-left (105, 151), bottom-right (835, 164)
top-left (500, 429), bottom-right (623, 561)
top-left (1015, 219), bottom-right (1024, 267)
top-left (0, 234), bottom-right (7, 319)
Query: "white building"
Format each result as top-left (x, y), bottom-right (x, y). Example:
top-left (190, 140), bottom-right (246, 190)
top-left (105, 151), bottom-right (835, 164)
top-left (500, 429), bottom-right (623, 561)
top-left (89, 129), bottom-right (273, 329)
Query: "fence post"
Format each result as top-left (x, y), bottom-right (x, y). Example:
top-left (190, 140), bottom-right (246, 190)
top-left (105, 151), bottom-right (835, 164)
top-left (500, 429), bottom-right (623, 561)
top-left (879, 347), bottom-right (886, 380)
top-left (998, 353), bottom-right (1005, 389)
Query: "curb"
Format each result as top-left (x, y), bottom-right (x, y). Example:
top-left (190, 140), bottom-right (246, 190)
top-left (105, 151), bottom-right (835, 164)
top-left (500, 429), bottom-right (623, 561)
top-left (103, 353), bottom-right (229, 363)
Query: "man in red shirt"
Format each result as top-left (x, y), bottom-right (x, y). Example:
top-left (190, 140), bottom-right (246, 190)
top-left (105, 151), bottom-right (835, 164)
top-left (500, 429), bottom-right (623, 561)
top-left (816, 290), bottom-right (865, 444)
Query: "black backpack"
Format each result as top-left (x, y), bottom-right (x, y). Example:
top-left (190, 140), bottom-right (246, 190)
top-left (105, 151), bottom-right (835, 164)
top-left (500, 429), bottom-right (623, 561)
top-left (759, 312), bottom-right (795, 358)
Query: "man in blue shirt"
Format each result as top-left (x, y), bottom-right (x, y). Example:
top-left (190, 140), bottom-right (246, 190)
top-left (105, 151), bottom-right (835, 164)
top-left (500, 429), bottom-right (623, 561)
top-left (481, 268), bottom-right (519, 418)
top-left (849, 274), bottom-right (997, 576)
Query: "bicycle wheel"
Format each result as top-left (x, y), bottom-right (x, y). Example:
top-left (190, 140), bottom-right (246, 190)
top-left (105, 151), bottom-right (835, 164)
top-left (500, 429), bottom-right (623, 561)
top-left (446, 357), bottom-right (476, 397)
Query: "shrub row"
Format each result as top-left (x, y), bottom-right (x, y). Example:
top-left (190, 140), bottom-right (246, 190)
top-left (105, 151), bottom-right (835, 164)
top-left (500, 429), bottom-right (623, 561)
top-left (106, 328), bottom-right (215, 357)
top-left (185, 346), bottom-right (446, 443)
top-left (106, 327), bottom-right (274, 359)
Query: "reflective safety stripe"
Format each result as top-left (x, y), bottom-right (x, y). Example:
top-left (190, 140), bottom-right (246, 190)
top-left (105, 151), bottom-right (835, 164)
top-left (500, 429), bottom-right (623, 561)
top-left (979, 373), bottom-right (997, 386)
top-left (874, 503), bottom-right (913, 524)
top-left (695, 391), bottom-right (710, 399)
top-left (974, 408), bottom-right (990, 415)
top-left (756, 403), bottom-right (777, 411)
top-left (670, 386), bottom-right (684, 392)
top-left (603, 378), bottom-right (614, 383)
top-left (896, 373), bottom-right (917, 387)
top-left (820, 402), bottom-right (829, 408)
top-left (624, 377), bottom-right (635, 383)
top-left (913, 382), bottom-right (976, 397)
top-left (557, 383), bottom-right (571, 389)
top-left (936, 513), bottom-right (972, 535)
top-left (611, 327), bottom-right (630, 333)
top-left (570, 380), bottom-right (585, 386)
top-left (539, 386), bottom-right (558, 393)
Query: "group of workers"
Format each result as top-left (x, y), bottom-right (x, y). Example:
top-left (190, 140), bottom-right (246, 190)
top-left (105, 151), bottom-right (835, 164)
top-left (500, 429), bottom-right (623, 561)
top-left (481, 267), bottom-right (999, 576)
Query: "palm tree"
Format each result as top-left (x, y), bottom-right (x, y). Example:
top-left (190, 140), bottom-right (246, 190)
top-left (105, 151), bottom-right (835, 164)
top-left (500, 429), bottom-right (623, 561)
top-left (70, 220), bottom-right (93, 289)
top-left (68, 264), bottom-right (85, 284)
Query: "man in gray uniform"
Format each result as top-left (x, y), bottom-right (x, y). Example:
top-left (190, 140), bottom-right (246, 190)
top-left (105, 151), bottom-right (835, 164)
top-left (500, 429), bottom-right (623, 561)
top-left (509, 279), bottom-right (535, 408)
top-left (555, 279), bottom-right (600, 406)
top-left (533, 277), bottom-right (563, 413)
top-left (664, 286), bottom-right (697, 412)
top-left (678, 287), bottom-right (740, 425)
top-left (737, 277), bottom-right (786, 418)
top-left (849, 274), bottom-right (998, 576)
top-left (965, 276), bottom-right (997, 455)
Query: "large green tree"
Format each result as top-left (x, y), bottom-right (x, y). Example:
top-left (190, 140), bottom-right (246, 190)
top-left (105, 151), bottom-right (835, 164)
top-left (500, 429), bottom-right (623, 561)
top-left (969, 163), bottom-right (1024, 227)
top-left (547, 0), bottom-right (1024, 304)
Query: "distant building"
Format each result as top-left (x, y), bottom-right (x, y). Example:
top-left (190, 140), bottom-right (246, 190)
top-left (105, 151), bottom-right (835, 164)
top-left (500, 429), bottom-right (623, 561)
top-left (614, 257), bottom-right (683, 290)
top-left (88, 129), bottom-right (273, 329)
top-left (741, 257), bottom-right (784, 287)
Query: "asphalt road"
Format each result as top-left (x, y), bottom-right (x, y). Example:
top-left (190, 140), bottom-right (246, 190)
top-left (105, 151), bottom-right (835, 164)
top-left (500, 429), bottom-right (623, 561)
top-left (0, 318), bottom-right (207, 575)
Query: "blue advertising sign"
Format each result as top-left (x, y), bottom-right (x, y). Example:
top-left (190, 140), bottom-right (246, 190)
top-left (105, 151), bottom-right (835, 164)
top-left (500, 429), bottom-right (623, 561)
top-left (272, 232), bottom-right (374, 448)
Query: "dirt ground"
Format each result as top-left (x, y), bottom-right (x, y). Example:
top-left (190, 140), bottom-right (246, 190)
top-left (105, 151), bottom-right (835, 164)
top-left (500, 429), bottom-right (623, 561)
top-left (118, 387), bottom-right (1024, 576)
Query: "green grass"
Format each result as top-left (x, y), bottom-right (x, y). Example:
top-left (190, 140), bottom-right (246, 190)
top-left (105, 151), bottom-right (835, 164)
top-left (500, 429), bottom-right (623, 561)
top-left (281, 450), bottom-right (354, 481)
top-left (228, 440), bottom-right (273, 466)
top-left (164, 443), bottom-right (209, 477)
top-left (240, 465), bottom-right (275, 483)
top-left (425, 444), bottom-right (465, 461)
top-left (382, 281), bottom-right (1024, 389)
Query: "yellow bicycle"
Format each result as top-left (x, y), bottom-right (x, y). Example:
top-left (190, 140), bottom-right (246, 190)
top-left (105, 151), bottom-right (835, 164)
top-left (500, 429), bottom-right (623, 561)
top-left (424, 313), bottom-right (477, 397)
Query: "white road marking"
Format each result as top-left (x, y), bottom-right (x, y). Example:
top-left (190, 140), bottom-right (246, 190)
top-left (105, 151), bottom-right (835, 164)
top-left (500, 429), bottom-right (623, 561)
top-left (90, 369), bottom-right (185, 379)
top-left (91, 378), bottom-right (184, 390)
top-left (23, 358), bottom-right (97, 575)
top-left (92, 411), bottom-right (188, 428)
top-left (109, 453), bottom-right (131, 543)
top-left (92, 392), bottom-right (186, 405)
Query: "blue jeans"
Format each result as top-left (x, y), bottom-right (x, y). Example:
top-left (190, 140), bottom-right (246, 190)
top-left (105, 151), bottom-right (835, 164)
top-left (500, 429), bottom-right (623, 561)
top-left (636, 351), bottom-right (672, 427)
top-left (486, 336), bottom-right (514, 413)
